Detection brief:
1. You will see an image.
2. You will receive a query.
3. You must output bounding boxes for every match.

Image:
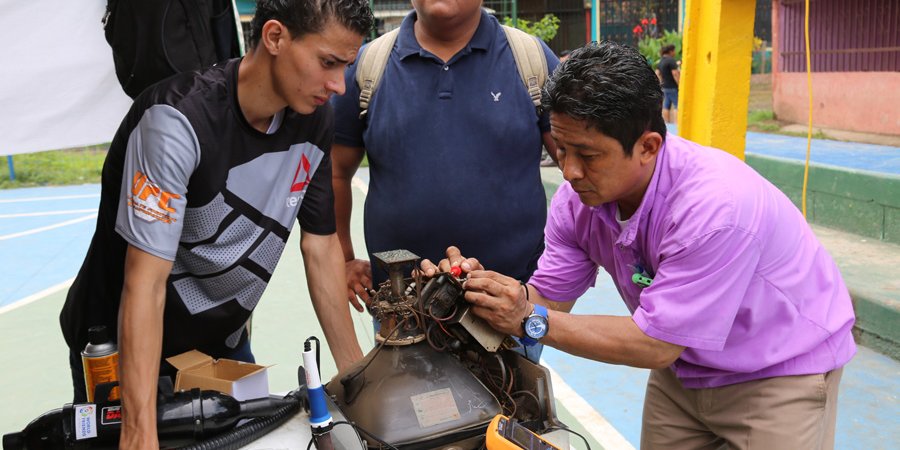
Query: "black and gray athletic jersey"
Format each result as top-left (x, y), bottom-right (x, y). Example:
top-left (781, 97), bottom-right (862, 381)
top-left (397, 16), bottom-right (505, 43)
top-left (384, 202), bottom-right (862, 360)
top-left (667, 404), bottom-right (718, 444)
top-left (61, 58), bottom-right (336, 359)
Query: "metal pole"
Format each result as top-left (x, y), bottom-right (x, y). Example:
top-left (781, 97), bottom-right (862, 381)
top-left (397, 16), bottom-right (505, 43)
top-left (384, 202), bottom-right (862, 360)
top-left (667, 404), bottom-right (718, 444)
top-left (229, 0), bottom-right (246, 56)
top-left (512, 0), bottom-right (518, 28)
top-left (7, 155), bottom-right (15, 181)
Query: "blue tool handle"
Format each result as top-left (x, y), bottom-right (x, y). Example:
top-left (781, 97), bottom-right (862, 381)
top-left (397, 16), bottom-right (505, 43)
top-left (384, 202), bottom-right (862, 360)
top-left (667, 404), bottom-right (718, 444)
top-left (302, 349), bottom-right (332, 428)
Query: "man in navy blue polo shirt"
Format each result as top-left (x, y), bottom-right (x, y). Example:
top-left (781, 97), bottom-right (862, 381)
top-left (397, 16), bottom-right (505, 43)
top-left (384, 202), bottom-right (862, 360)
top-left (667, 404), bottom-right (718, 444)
top-left (331, 0), bottom-right (559, 338)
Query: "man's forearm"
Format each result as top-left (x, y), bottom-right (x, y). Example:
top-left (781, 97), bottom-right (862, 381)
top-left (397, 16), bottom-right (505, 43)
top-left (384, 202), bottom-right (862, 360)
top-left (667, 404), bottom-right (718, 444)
top-left (542, 312), bottom-right (684, 369)
top-left (118, 270), bottom-right (167, 447)
top-left (301, 233), bottom-right (364, 371)
top-left (117, 246), bottom-right (173, 449)
top-left (527, 284), bottom-right (576, 313)
top-left (331, 144), bottom-right (365, 262)
top-left (332, 177), bottom-right (356, 261)
top-left (525, 285), bottom-right (680, 368)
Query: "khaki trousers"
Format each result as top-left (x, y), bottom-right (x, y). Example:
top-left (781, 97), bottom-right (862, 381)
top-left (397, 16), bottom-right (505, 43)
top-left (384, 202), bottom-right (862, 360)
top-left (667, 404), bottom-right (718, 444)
top-left (640, 367), bottom-right (843, 450)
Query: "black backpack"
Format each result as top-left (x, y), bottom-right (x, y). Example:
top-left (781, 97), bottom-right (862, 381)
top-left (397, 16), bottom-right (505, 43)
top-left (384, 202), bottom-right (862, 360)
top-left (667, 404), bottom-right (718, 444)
top-left (102, 0), bottom-right (242, 98)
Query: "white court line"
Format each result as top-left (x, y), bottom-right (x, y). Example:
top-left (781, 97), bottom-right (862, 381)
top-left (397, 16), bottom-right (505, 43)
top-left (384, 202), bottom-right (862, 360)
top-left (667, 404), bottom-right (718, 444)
top-left (0, 193), bottom-right (100, 204)
top-left (0, 213), bottom-right (97, 241)
top-left (543, 361), bottom-right (636, 450)
top-left (0, 177), bottom-right (364, 310)
top-left (0, 278), bottom-right (74, 315)
top-left (0, 209), bottom-right (97, 219)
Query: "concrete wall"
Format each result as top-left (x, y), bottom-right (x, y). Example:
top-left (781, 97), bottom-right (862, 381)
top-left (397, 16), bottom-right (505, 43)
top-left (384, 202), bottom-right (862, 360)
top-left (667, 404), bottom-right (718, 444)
top-left (771, 0), bottom-right (900, 137)
top-left (746, 154), bottom-right (900, 244)
top-left (773, 72), bottom-right (900, 136)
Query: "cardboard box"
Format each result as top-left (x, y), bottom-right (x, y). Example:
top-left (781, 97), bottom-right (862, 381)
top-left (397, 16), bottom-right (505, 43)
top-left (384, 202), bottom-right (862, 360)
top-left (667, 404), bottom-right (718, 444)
top-left (166, 350), bottom-right (270, 401)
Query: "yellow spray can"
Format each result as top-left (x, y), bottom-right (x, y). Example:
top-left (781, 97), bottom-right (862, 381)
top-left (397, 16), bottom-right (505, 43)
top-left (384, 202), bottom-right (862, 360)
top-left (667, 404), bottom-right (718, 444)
top-left (81, 325), bottom-right (120, 402)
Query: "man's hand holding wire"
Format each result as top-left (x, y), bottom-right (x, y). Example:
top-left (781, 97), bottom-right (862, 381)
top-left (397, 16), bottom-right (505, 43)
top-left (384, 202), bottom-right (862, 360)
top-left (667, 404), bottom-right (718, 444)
top-left (463, 271), bottom-right (531, 337)
top-left (419, 246), bottom-right (483, 277)
top-left (420, 246), bottom-right (531, 337)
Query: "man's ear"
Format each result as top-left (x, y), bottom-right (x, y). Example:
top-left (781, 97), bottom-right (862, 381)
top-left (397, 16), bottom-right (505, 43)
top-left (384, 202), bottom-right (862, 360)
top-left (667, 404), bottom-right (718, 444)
top-left (261, 19), bottom-right (290, 55)
top-left (637, 132), bottom-right (663, 164)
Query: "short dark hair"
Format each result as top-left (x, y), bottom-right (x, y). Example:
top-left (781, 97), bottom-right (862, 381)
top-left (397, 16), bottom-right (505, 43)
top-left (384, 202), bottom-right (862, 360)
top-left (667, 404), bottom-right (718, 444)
top-left (660, 44), bottom-right (676, 56)
top-left (250, 0), bottom-right (374, 48)
top-left (543, 41), bottom-right (666, 156)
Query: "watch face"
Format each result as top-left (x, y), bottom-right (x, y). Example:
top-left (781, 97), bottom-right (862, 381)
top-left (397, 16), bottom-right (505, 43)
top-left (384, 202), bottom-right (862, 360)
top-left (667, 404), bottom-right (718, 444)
top-left (524, 316), bottom-right (548, 339)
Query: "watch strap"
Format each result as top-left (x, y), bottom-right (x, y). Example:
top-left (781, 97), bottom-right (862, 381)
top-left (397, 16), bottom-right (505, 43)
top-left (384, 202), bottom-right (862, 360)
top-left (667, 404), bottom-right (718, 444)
top-left (532, 303), bottom-right (548, 320)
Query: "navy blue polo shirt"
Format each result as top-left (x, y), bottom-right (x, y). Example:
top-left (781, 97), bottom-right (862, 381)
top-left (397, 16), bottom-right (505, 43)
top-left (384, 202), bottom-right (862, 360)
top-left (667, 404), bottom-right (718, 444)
top-left (332, 10), bottom-right (559, 284)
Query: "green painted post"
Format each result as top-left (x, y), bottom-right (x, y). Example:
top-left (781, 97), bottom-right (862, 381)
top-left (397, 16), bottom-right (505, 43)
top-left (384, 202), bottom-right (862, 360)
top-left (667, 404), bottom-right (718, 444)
top-left (369, 0), bottom-right (377, 39)
top-left (512, 0), bottom-right (518, 28)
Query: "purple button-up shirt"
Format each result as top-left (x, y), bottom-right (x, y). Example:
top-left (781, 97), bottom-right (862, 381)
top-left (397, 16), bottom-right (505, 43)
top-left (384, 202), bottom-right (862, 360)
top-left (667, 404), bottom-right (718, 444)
top-left (530, 135), bottom-right (856, 388)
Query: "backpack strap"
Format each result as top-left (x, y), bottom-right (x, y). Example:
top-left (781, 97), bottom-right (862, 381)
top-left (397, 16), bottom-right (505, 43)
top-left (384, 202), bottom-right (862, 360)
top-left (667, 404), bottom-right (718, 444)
top-left (356, 28), bottom-right (400, 119)
top-left (501, 25), bottom-right (548, 114)
top-left (356, 26), bottom-right (548, 118)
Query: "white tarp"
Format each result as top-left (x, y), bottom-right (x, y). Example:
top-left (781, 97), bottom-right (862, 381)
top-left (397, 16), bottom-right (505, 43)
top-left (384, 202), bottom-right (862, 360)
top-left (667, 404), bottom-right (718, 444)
top-left (0, 0), bottom-right (132, 156)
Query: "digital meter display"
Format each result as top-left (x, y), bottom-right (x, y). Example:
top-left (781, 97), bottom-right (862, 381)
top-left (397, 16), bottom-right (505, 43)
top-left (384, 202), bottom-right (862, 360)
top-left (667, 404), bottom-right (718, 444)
top-left (506, 418), bottom-right (558, 450)
top-left (487, 414), bottom-right (560, 450)
top-left (511, 424), bottom-right (537, 447)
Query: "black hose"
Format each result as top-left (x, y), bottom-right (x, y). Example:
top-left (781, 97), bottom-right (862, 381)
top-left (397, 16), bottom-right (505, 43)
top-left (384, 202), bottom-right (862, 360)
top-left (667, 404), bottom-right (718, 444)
top-left (177, 393), bottom-right (301, 450)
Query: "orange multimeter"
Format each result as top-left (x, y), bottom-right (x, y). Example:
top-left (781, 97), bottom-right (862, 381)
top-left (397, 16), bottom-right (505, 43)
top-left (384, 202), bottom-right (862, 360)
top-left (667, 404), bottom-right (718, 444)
top-left (485, 414), bottom-right (561, 450)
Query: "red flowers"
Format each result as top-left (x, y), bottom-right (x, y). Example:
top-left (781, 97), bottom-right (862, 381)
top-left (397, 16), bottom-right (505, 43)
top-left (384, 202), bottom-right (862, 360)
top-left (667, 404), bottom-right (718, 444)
top-left (634, 16), bottom-right (657, 38)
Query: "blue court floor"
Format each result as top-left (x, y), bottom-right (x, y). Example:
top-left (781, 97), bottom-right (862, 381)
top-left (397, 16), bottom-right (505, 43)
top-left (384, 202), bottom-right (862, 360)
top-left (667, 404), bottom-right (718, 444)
top-left (670, 124), bottom-right (900, 176)
top-left (0, 185), bottom-right (99, 309)
top-left (744, 130), bottom-right (900, 175)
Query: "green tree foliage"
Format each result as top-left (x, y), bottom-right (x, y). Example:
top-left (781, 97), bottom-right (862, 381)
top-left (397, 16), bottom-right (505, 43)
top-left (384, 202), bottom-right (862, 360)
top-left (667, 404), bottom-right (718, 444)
top-left (637, 29), bottom-right (682, 69)
top-left (502, 14), bottom-right (560, 42)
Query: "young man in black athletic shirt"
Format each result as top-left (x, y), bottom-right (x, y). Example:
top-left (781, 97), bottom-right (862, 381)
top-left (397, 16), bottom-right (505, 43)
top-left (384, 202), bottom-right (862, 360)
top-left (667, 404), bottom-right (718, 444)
top-left (59, 0), bottom-right (373, 446)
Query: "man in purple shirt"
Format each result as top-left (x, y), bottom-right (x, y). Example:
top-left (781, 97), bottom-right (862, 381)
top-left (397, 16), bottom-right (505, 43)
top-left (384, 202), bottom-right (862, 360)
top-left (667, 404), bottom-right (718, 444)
top-left (422, 42), bottom-right (855, 449)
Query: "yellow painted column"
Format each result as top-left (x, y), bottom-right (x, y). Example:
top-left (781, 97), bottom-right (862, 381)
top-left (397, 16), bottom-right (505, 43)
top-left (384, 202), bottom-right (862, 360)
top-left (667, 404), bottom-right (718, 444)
top-left (678, 0), bottom-right (756, 160)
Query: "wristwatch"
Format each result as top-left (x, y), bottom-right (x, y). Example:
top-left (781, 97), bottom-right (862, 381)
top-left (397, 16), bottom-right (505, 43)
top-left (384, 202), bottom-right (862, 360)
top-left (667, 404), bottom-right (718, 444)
top-left (520, 304), bottom-right (549, 347)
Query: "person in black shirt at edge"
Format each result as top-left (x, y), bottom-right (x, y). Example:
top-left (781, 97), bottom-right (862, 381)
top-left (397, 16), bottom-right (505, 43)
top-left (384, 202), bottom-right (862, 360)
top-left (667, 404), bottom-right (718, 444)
top-left (59, 0), bottom-right (373, 447)
top-left (656, 44), bottom-right (679, 124)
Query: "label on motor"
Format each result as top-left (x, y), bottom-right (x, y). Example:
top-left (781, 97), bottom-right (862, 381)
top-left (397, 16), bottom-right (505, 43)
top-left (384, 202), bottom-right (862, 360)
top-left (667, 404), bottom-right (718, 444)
top-left (82, 353), bottom-right (120, 402)
top-left (73, 404), bottom-right (98, 440)
top-left (410, 388), bottom-right (461, 428)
